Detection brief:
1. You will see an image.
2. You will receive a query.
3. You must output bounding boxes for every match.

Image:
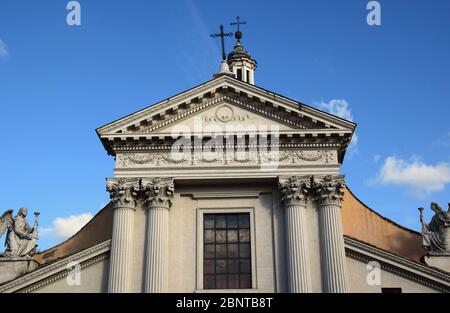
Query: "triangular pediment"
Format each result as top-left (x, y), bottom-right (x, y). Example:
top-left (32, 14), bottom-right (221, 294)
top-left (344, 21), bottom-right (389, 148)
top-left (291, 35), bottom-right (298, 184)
top-left (97, 76), bottom-right (355, 137)
top-left (145, 97), bottom-right (302, 134)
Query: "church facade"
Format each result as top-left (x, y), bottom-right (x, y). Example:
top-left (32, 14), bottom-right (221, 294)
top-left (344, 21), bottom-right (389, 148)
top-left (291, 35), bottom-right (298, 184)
top-left (0, 27), bottom-right (449, 293)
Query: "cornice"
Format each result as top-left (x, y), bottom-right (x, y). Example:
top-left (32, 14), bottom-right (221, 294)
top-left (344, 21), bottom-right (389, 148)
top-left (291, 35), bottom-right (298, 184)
top-left (344, 237), bottom-right (450, 292)
top-left (0, 240), bottom-right (111, 293)
top-left (98, 77), bottom-right (355, 137)
top-left (17, 253), bottom-right (109, 293)
top-left (99, 94), bottom-right (331, 138)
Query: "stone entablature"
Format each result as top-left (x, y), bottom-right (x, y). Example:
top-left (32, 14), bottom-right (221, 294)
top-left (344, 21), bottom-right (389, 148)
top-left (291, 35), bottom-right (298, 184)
top-left (115, 149), bottom-right (338, 169)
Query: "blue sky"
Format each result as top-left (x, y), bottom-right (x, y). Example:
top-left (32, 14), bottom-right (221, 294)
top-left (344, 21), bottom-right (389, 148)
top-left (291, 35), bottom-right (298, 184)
top-left (0, 0), bottom-right (449, 250)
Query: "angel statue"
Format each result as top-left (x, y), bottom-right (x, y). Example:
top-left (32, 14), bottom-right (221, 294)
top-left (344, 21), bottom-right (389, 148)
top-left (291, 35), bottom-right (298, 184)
top-left (419, 202), bottom-right (450, 254)
top-left (0, 208), bottom-right (39, 259)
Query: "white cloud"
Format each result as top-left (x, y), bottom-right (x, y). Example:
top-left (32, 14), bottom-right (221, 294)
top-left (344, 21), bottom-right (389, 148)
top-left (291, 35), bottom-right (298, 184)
top-left (40, 213), bottom-right (93, 240)
top-left (376, 156), bottom-right (450, 197)
top-left (434, 131), bottom-right (450, 147)
top-left (317, 99), bottom-right (354, 121)
top-left (315, 99), bottom-right (358, 152)
top-left (0, 39), bottom-right (8, 58)
top-left (373, 154), bottom-right (381, 163)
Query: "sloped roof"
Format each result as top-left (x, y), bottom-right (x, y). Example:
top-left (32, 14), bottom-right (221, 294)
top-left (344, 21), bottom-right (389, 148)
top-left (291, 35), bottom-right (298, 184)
top-left (33, 203), bottom-right (114, 265)
top-left (341, 187), bottom-right (426, 263)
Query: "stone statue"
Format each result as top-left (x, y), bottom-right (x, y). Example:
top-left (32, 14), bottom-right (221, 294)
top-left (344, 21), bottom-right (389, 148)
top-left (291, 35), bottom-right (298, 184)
top-left (419, 202), bottom-right (450, 254)
top-left (0, 208), bottom-right (39, 259)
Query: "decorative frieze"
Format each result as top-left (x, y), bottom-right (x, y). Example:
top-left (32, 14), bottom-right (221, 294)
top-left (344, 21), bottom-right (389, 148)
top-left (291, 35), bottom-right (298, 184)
top-left (115, 150), bottom-right (337, 168)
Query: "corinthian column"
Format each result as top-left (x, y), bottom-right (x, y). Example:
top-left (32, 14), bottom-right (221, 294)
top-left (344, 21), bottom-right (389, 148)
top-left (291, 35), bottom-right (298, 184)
top-left (142, 177), bottom-right (174, 293)
top-left (278, 176), bottom-right (312, 293)
top-left (106, 177), bottom-right (139, 293)
top-left (315, 175), bottom-right (348, 293)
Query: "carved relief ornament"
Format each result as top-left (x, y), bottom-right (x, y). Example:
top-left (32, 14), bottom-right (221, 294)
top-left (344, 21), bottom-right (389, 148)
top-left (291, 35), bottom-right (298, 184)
top-left (314, 175), bottom-right (346, 207)
top-left (278, 176), bottom-right (311, 207)
top-left (141, 178), bottom-right (174, 209)
top-left (106, 178), bottom-right (140, 208)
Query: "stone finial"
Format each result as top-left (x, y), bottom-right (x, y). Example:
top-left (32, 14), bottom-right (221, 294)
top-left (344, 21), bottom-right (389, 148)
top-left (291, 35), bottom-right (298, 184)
top-left (0, 208), bottom-right (39, 259)
top-left (141, 177), bottom-right (174, 209)
top-left (213, 60), bottom-right (234, 78)
top-left (106, 178), bottom-right (140, 208)
top-left (314, 175), bottom-right (346, 207)
top-left (419, 202), bottom-right (450, 254)
top-left (278, 176), bottom-right (311, 207)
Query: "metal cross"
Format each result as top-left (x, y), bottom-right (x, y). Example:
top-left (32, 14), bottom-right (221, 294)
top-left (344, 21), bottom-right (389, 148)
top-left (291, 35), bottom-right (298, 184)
top-left (230, 16), bottom-right (247, 32)
top-left (210, 25), bottom-right (233, 61)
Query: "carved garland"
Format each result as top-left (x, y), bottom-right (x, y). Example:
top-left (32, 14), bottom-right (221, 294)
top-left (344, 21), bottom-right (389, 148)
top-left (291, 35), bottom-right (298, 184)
top-left (116, 150), bottom-right (336, 167)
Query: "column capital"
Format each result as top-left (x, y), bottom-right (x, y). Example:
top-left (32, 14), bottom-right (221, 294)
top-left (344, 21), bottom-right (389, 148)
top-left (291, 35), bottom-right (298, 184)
top-left (278, 176), bottom-right (311, 207)
top-left (314, 175), bottom-right (346, 207)
top-left (141, 177), bottom-right (174, 210)
top-left (106, 177), bottom-right (140, 209)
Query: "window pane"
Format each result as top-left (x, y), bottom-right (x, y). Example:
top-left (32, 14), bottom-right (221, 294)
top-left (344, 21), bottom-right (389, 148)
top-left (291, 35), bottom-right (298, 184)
top-left (216, 275), bottom-right (227, 289)
top-left (216, 215), bottom-right (227, 229)
top-left (227, 230), bottom-right (238, 243)
top-left (240, 259), bottom-right (251, 273)
top-left (204, 230), bottom-right (215, 243)
top-left (240, 274), bottom-right (252, 288)
top-left (204, 215), bottom-right (215, 229)
top-left (216, 230), bottom-right (226, 243)
top-left (204, 275), bottom-right (215, 289)
top-left (228, 275), bottom-right (239, 289)
top-left (237, 69), bottom-right (242, 81)
top-left (238, 214), bottom-right (249, 228)
top-left (204, 260), bottom-right (215, 274)
top-left (216, 244), bottom-right (227, 258)
top-left (228, 259), bottom-right (239, 274)
top-left (239, 243), bottom-right (251, 258)
top-left (239, 229), bottom-right (250, 243)
top-left (203, 213), bottom-right (252, 290)
top-left (204, 244), bottom-right (215, 258)
top-left (227, 215), bottom-right (238, 228)
top-left (216, 260), bottom-right (227, 274)
top-left (228, 244), bottom-right (238, 258)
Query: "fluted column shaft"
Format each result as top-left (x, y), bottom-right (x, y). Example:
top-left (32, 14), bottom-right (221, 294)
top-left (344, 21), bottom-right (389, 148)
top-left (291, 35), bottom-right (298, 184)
top-left (108, 206), bottom-right (135, 292)
top-left (279, 177), bottom-right (312, 293)
top-left (142, 178), bottom-right (174, 293)
top-left (316, 175), bottom-right (348, 293)
top-left (285, 204), bottom-right (312, 292)
top-left (145, 207), bottom-right (169, 292)
top-left (106, 178), bottom-right (139, 293)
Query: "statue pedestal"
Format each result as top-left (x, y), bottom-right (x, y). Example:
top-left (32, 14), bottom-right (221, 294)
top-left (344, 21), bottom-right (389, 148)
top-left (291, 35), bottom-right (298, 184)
top-left (424, 254), bottom-right (450, 273)
top-left (0, 258), bottom-right (39, 285)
